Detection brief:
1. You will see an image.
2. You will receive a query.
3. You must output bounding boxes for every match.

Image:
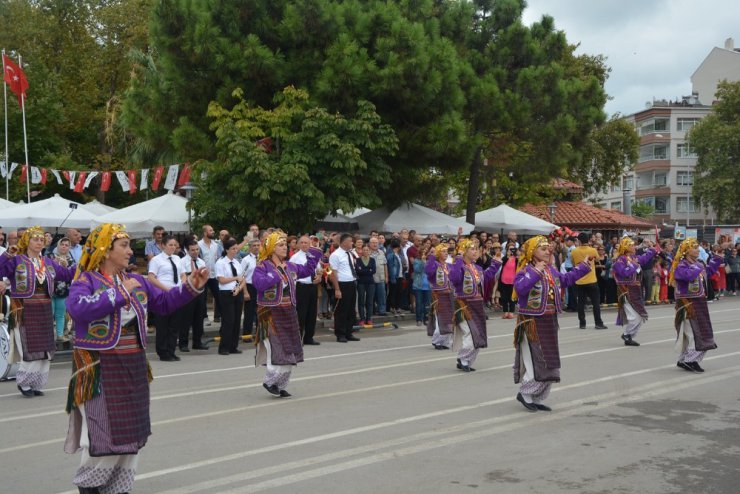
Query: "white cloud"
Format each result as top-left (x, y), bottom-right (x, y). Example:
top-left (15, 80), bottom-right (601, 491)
top-left (521, 0), bottom-right (740, 115)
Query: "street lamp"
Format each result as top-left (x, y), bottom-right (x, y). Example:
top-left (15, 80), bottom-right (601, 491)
top-left (547, 202), bottom-right (557, 223)
top-left (180, 182), bottom-right (196, 232)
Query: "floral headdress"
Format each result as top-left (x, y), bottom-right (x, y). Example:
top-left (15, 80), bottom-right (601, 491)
top-left (517, 235), bottom-right (549, 274)
top-left (17, 226), bottom-right (45, 255)
top-left (456, 238), bottom-right (475, 257)
top-left (258, 230), bottom-right (287, 263)
top-left (617, 237), bottom-right (635, 256)
top-left (669, 238), bottom-right (698, 285)
top-left (74, 224), bottom-right (129, 280)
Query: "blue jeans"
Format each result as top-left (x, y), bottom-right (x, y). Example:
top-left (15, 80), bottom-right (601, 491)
top-left (357, 283), bottom-right (375, 322)
top-left (374, 282), bottom-right (387, 315)
top-left (415, 289), bottom-right (431, 323)
top-left (51, 296), bottom-right (67, 337)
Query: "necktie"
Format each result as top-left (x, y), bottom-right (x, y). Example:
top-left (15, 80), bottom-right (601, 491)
top-left (230, 260), bottom-right (238, 277)
top-left (346, 251), bottom-right (357, 278)
top-left (169, 256), bottom-right (179, 284)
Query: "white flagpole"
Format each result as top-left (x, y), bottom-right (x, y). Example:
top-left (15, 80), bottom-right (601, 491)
top-left (18, 54), bottom-right (29, 203)
top-left (2, 49), bottom-right (8, 200)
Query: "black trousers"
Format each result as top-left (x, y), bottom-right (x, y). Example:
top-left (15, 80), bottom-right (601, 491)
top-left (577, 283), bottom-right (604, 326)
top-left (156, 312), bottom-right (180, 358)
top-left (498, 282), bottom-right (516, 312)
top-left (296, 283), bottom-right (318, 342)
top-left (242, 283), bottom-right (257, 335)
top-left (179, 291), bottom-right (206, 348)
top-left (641, 269), bottom-right (654, 301)
top-left (218, 290), bottom-right (243, 352)
top-left (334, 281), bottom-right (357, 339)
top-left (565, 268), bottom-right (577, 310)
top-left (206, 278), bottom-right (222, 319)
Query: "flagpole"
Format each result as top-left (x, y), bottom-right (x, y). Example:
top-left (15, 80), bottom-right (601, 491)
top-left (2, 49), bottom-right (8, 201)
top-left (18, 54), bottom-right (29, 204)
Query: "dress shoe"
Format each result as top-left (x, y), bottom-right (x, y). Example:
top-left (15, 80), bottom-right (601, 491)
top-left (621, 334), bottom-right (639, 346)
top-left (171, 354), bottom-right (181, 361)
top-left (263, 383), bottom-right (280, 396)
top-left (192, 344), bottom-right (210, 350)
top-left (456, 358), bottom-right (463, 370)
top-left (579, 325), bottom-right (586, 329)
top-left (303, 340), bottom-right (321, 345)
top-left (17, 385), bottom-right (34, 397)
top-left (218, 350), bottom-right (230, 355)
top-left (159, 355), bottom-right (176, 362)
top-left (687, 361), bottom-right (705, 373)
top-left (279, 390), bottom-right (292, 398)
top-left (516, 392), bottom-right (538, 412)
top-left (677, 361), bottom-right (693, 372)
top-left (33, 390), bottom-right (44, 396)
top-left (534, 403), bottom-right (552, 412)
top-left (346, 335), bottom-right (360, 341)
top-left (594, 324), bottom-right (608, 330)
top-left (179, 347), bottom-right (190, 353)
top-left (229, 349), bottom-right (243, 354)
top-left (336, 337), bottom-right (348, 343)
top-left (460, 365), bottom-right (475, 372)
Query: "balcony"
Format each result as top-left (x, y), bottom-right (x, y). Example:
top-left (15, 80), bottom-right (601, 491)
top-left (636, 182), bottom-right (668, 191)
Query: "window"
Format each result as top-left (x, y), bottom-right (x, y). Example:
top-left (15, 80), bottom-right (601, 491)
top-left (610, 201), bottom-right (622, 211)
top-left (610, 183), bottom-right (621, 193)
top-left (654, 173), bottom-right (667, 186)
top-left (676, 171), bottom-right (694, 186)
top-left (639, 118), bottom-right (670, 135)
top-left (676, 197), bottom-right (696, 213)
top-left (654, 197), bottom-right (669, 214)
top-left (623, 177), bottom-right (634, 190)
top-left (677, 143), bottom-right (697, 158)
top-left (677, 118), bottom-right (701, 131)
top-left (639, 144), bottom-right (669, 162)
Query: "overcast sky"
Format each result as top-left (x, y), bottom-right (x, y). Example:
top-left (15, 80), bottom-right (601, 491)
top-left (521, 0), bottom-right (739, 116)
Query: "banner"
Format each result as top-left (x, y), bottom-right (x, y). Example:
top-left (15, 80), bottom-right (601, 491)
top-left (140, 168), bottom-right (149, 191)
top-left (151, 166), bottom-right (164, 190)
top-left (68, 171), bottom-right (77, 190)
top-left (73, 172), bottom-right (87, 193)
top-left (127, 169), bottom-right (137, 194)
top-left (83, 171), bottom-right (98, 189)
top-left (51, 169), bottom-right (63, 185)
top-left (163, 164), bottom-right (179, 191)
top-left (100, 171), bottom-right (112, 192)
top-left (115, 171), bottom-right (129, 192)
top-left (30, 166), bottom-right (42, 184)
top-left (0, 161), bottom-right (6, 179)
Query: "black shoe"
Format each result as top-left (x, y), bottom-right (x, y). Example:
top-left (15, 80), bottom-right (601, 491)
top-left (17, 385), bottom-right (34, 397)
top-left (516, 392), bottom-right (538, 412)
top-left (229, 349), bottom-right (243, 354)
top-left (218, 350), bottom-right (230, 355)
top-left (336, 337), bottom-right (348, 343)
top-left (33, 390), bottom-right (44, 396)
top-left (213, 317), bottom-right (221, 323)
top-left (279, 390), bottom-right (292, 398)
top-left (303, 340), bottom-right (321, 345)
top-left (172, 354), bottom-right (181, 361)
top-left (179, 347), bottom-right (190, 353)
top-left (263, 383), bottom-right (280, 396)
top-left (594, 324), bottom-right (608, 330)
top-left (534, 403), bottom-right (552, 411)
top-left (78, 487), bottom-right (102, 494)
top-left (456, 358), bottom-right (462, 370)
top-left (687, 361), bottom-right (705, 373)
top-left (192, 344), bottom-right (210, 350)
top-left (677, 361), bottom-right (694, 372)
top-left (579, 325), bottom-right (586, 329)
top-left (159, 355), bottom-right (176, 362)
top-left (346, 335), bottom-right (360, 341)
top-left (621, 334), bottom-right (639, 346)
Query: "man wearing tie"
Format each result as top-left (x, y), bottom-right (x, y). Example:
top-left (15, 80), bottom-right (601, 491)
top-left (179, 239), bottom-right (210, 351)
top-left (148, 236), bottom-right (184, 361)
top-left (215, 238), bottom-right (245, 355)
top-left (290, 235), bottom-right (323, 345)
top-left (330, 233), bottom-right (359, 343)
top-left (240, 239), bottom-right (260, 337)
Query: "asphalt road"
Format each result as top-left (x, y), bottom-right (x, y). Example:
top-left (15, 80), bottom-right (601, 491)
top-left (3, 298), bottom-right (740, 494)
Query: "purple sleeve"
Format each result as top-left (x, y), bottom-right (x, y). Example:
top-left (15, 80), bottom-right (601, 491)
top-left (484, 258), bottom-right (502, 283)
top-left (514, 265), bottom-right (541, 297)
top-left (448, 257), bottom-right (464, 286)
top-left (705, 255), bottom-right (724, 277)
top-left (253, 264), bottom-right (279, 292)
top-left (287, 247), bottom-right (322, 279)
top-left (425, 257), bottom-right (439, 283)
top-left (673, 261), bottom-right (702, 282)
top-left (48, 258), bottom-right (77, 283)
top-left (613, 257), bottom-right (637, 279)
top-left (0, 251), bottom-right (16, 279)
top-left (558, 261), bottom-right (592, 288)
top-left (66, 273), bottom-right (128, 326)
top-left (636, 248), bottom-right (657, 266)
top-left (140, 275), bottom-right (199, 315)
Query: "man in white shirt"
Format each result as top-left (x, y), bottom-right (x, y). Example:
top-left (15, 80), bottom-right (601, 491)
top-left (240, 239), bottom-right (260, 337)
top-left (330, 233), bottom-right (359, 343)
top-left (148, 235), bottom-right (184, 361)
top-left (290, 235), bottom-right (323, 345)
top-left (66, 228), bottom-right (83, 265)
top-left (198, 224), bottom-right (223, 323)
top-left (501, 231), bottom-right (520, 252)
top-left (178, 239), bottom-right (209, 351)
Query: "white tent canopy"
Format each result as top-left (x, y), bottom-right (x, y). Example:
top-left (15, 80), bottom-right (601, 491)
top-left (338, 207), bottom-right (371, 218)
top-left (0, 194), bottom-right (96, 229)
top-left (92, 192), bottom-right (189, 236)
top-left (355, 203), bottom-right (474, 235)
top-left (461, 204), bottom-right (558, 234)
top-left (80, 200), bottom-right (118, 216)
top-left (0, 197), bottom-right (18, 209)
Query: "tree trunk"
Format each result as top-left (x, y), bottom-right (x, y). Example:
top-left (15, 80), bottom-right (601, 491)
top-left (465, 146), bottom-right (483, 225)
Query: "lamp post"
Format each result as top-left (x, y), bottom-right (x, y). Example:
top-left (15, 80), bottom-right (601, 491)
top-left (547, 202), bottom-right (557, 223)
top-left (180, 182), bottom-right (196, 232)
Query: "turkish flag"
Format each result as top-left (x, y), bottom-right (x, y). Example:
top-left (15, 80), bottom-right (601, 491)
top-left (127, 169), bottom-right (137, 194)
top-left (100, 171), bottom-right (111, 192)
top-left (151, 165), bottom-right (164, 190)
top-left (40, 168), bottom-right (47, 185)
top-left (177, 163), bottom-right (191, 187)
top-left (19, 164), bottom-right (27, 183)
top-left (2, 54), bottom-right (29, 107)
top-left (74, 172), bottom-right (87, 193)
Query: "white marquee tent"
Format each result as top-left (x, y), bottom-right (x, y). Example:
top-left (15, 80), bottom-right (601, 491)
top-left (92, 192), bottom-right (189, 236)
top-left (355, 203), bottom-right (474, 235)
top-left (461, 204), bottom-right (558, 234)
top-left (80, 200), bottom-right (118, 217)
top-left (0, 194), bottom-right (96, 229)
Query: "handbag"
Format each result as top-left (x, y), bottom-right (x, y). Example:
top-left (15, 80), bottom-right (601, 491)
top-left (725, 264), bottom-right (732, 274)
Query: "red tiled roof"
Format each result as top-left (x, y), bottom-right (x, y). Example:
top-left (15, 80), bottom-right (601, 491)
top-left (521, 201), bottom-right (654, 230)
top-left (551, 178), bottom-right (584, 192)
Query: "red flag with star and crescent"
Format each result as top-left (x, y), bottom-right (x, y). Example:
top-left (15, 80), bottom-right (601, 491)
top-left (2, 54), bottom-right (29, 107)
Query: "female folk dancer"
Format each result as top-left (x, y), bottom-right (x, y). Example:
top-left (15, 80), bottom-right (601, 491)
top-left (253, 231), bottom-right (322, 397)
top-left (0, 226), bottom-right (76, 397)
top-left (613, 237), bottom-right (659, 346)
top-left (64, 224), bottom-right (207, 494)
top-left (425, 243), bottom-right (455, 350)
top-left (448, 239), bottom-right (501, 372)
top-left (513, 236), bottom-right (592, 412)
top-left (670, 238), bottom-right (723, 372)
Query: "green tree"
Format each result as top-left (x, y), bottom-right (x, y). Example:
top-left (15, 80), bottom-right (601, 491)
top-left (631, 201), bottom-right (655, 219)
top-left (192, 86), bottom-right (398, 232)
top-left (687, 80), bottom-right (740, 222)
